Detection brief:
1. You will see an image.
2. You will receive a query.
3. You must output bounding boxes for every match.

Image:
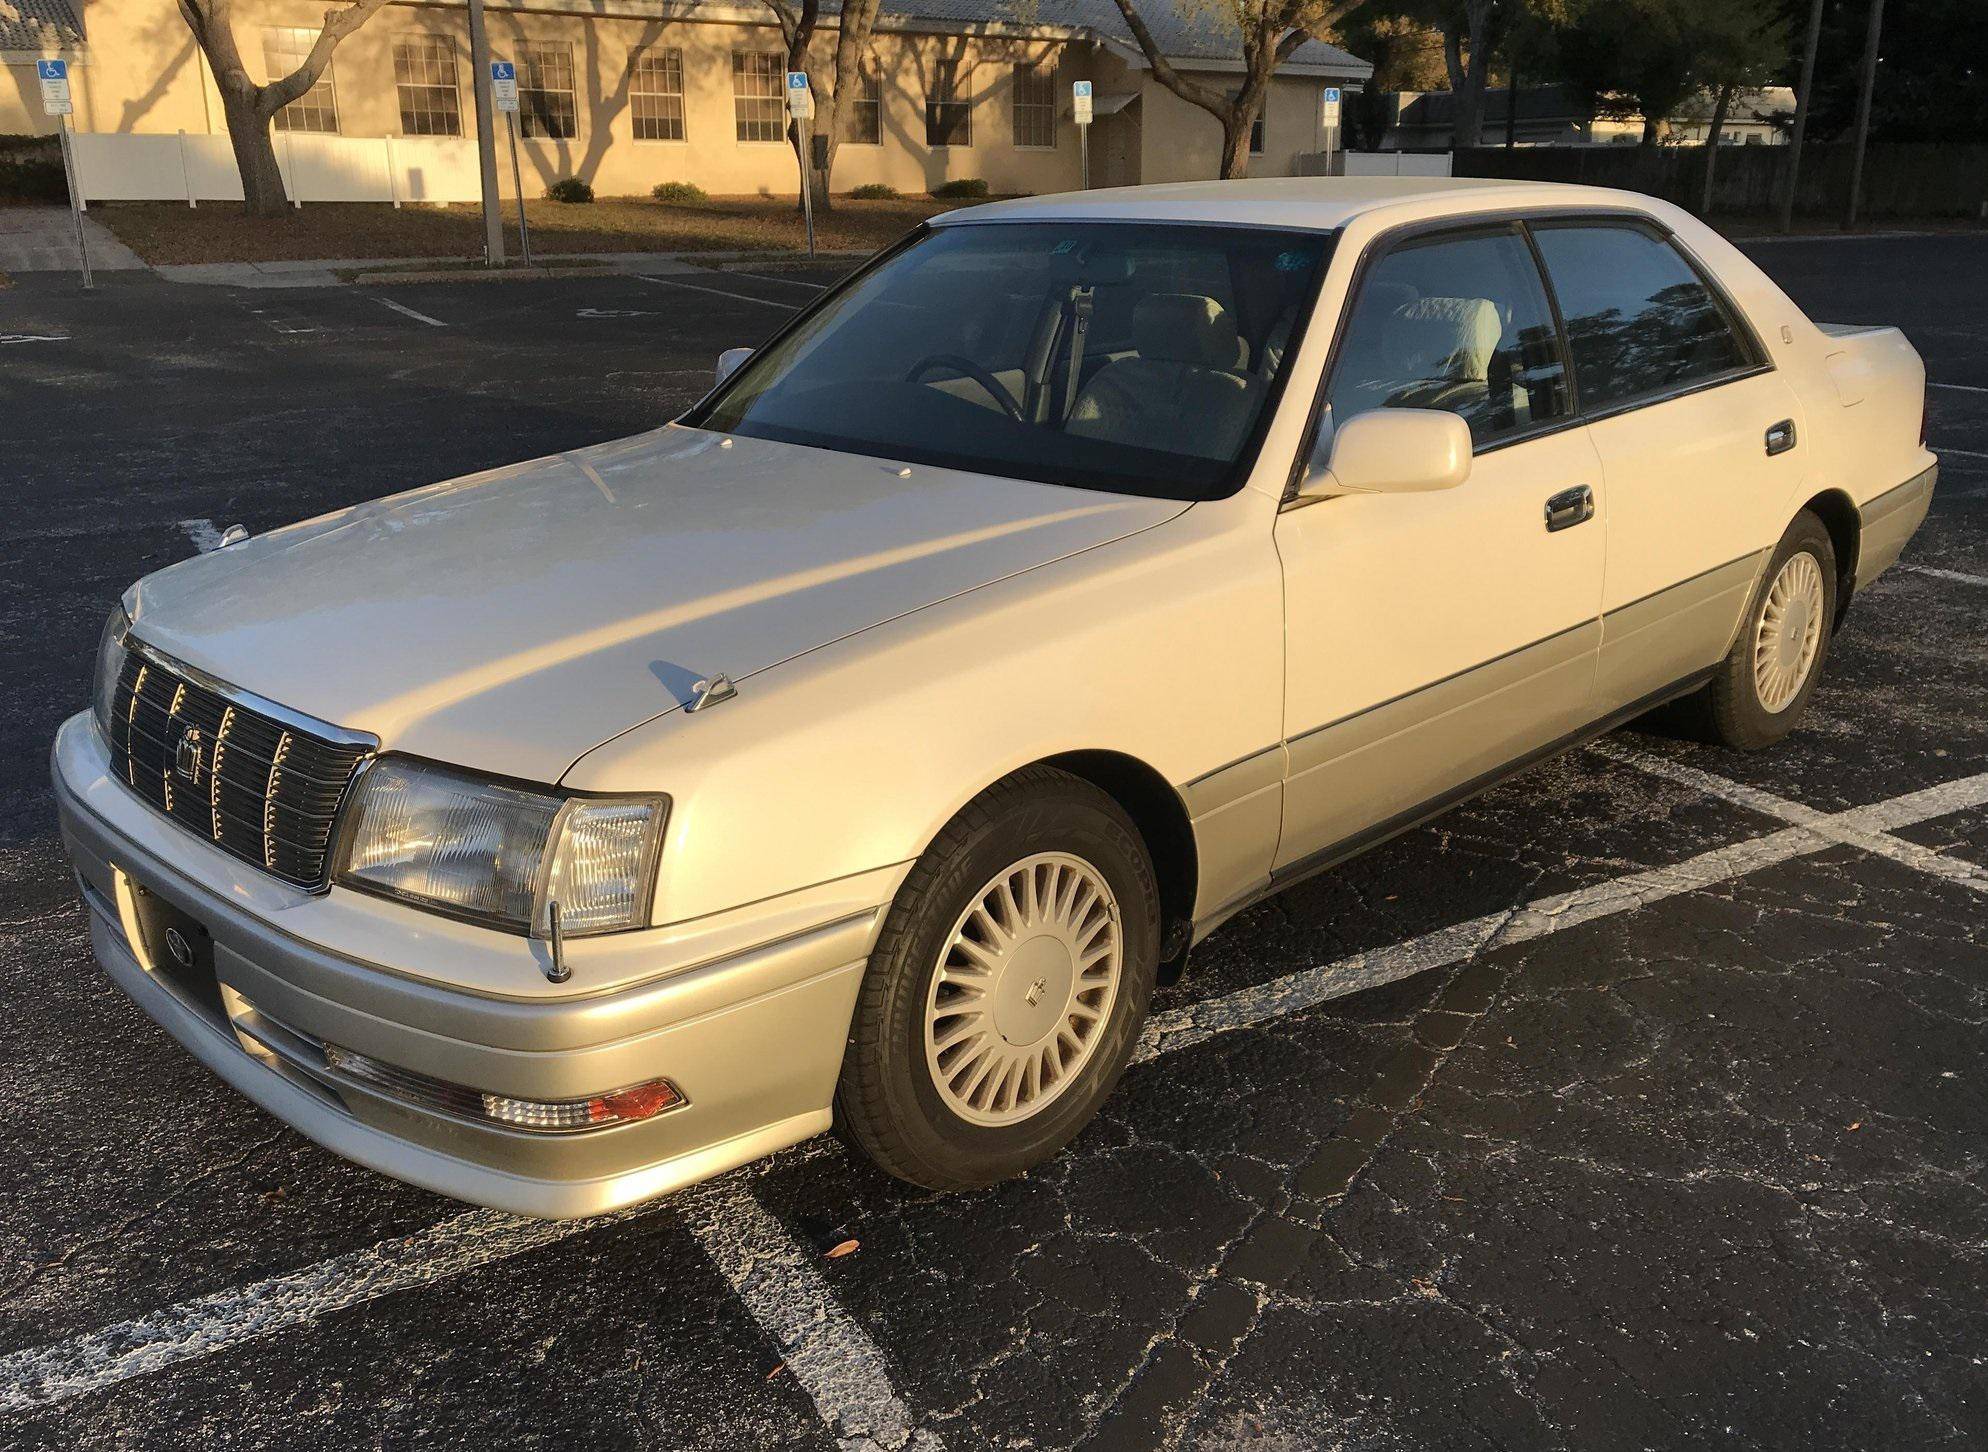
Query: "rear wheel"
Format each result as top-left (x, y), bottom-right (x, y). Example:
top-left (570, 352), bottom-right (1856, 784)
top-left (1702, 512), bottom-right (1838, 750)
top-left (835, 768), bottom-right (1160, 1190)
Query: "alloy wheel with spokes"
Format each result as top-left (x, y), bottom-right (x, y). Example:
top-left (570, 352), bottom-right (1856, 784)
top-left (924, 852), bottom-right (1123, 1127)
top-left (1752, 550), bottom-right (1826, 714)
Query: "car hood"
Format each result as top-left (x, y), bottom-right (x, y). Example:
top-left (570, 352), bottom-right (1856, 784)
top-left (126, 427), bottom-right (1187, 783)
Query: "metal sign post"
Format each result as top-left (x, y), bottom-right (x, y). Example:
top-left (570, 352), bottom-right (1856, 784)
top-left (39, 60), bottom-right (90, 290)
top-left (1320, 87), bottom-right (1342, 175)
top-left (1073, 80), bottom-right (1093, 189)
top-left (788, 71), bottom-right (816, 256)
top-left (491, 62), bottom-right (532, 266)
top-left (465, 0), bottom-right (506, 266)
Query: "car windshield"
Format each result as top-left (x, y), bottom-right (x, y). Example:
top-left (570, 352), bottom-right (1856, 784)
top-left (686, 221), bottom-right (1334, 500)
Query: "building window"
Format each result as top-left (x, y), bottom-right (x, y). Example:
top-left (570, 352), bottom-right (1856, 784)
top-left (394, 36), bottom-right (462, 136)
top-left (734, 52), bottom-right (786, 142)
top-left (1011, 60), bottom-right (1054, 148)
top-left (842, 57), bottom-right (880, 144)
top-left (631, 48), bottom-right (686, 141)
top-left (265, 27), bottom-right (339, 134)
top-left (518, 42), bottom-right (577, 140)
top-left (926, 56), bottom-right (972, 147)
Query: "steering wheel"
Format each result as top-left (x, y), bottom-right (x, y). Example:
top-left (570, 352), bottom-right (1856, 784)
top-left (904, 354), bottom-right (1024, 422)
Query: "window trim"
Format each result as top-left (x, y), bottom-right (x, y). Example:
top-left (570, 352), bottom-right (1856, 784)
top-left (514, 39), bottom-right (579, 142)
top-left (264, 25), bottom-right (341, 135)
top-left (629, 46), bottom-right (688, 146)
top-left (1284, 207), bottom-right (1777, 505)
top-left (841, 55), bottom-right (882, 146)
top-left (925, 57), bottom-right (974, 149)
top-left (732, 50), bottom-right (790, 145)
top-left (1010, 59), bottom-right (1057, 151)
top-left (391, 32), bottom-right (465, 139)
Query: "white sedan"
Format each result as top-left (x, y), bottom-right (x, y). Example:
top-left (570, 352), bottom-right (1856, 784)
top-left (55, 178), bottom-right (1935, 1215)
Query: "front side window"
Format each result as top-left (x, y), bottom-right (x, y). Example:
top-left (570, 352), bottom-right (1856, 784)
top-left (1012, 61), bottom-right (1055, 148)
top-left (631, 49), bottom-right (685, 141)
top-left (1323, 226), bottom-right (1570, 448)
top-left (690, 222), bottom-right (1333, 500)
top-left (1529, 222), bottom-right (1753, 411)
top-left (265, 27), bottom-right (339, 134)
top-left (843, 57), bottom-right (881, 144)
top-left (927, 56), bottom-right (973, 146)
top-left (733, 52), bottom-right (786, 142)
top-left (517, 42), bottom-right (577, 139)
top-left (394, 36), bottom-right (461, 136)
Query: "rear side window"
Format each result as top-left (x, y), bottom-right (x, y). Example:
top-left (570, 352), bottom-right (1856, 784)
top-left (1323, 226), bottom-right (1570, 449)
top-left (1529, 222), bottom-right (1753, 411)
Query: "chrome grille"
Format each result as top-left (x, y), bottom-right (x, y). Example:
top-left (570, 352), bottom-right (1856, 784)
top-left (108, 645), bottom-right (372, 890)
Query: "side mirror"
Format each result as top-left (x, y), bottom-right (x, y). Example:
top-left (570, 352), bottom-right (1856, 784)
top-left (1296, 408), bottom-right (1472, 501)
top-left (715, 347), bottom-right (754, 386)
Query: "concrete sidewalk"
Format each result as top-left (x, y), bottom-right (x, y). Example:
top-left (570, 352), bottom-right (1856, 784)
top-left (0, 206), bottom-right (149, 273)
top-left (151, 248), bottom-right (866, 288)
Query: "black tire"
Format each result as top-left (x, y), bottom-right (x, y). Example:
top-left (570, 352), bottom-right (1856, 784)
top-left (834, 767), bottom-right (1161, 1191)
top-left (1700, 511), bottom-right (1839, 750)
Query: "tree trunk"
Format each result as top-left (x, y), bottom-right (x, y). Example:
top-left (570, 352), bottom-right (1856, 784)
top-left (1219, 113), bottom-right (1254, 179)
top-left (1698, 83), bottom-right (1733, 214)
top-left (1444, 1), bottom-right (1493, 150)
top-left (219, 84), bottom-right (288, 215)
top-left (1640, 113), bottom-right (1666, 146)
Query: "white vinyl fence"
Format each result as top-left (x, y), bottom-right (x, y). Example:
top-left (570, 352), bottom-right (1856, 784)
top-left (70, 131), bottom-right (487, 208)
top-left (1342, 151), bottom-right (1454, 178)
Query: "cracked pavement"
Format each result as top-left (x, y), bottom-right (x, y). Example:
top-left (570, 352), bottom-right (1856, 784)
top-left (0, 233), bottom-right (1984, 1449)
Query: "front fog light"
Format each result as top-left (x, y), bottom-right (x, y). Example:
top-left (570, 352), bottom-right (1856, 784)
top-left (325, 1043), bottom-right (684, 1133)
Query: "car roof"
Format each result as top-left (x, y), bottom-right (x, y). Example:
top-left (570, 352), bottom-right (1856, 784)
top-left (933, 176), bottom-right (1658, 233)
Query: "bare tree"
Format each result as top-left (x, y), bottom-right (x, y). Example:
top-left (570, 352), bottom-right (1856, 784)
top-left (1107, 0), bottom-right (1362, 179)
top-left (758, 0), bottom-right (884, 210)
top-left (176, 0), bottom-right (393, 216)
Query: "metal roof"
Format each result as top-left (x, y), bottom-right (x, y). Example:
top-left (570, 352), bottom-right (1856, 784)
top-left (0, 0), bottom-right (82, 52)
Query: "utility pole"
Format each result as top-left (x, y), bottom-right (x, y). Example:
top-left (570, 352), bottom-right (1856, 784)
top-left (1778, 0), bottom-right (1825, 233)
top-left (1843, 0), bottom-right (1885, 232)
top-left (466, 0), bottom-right (506, 266)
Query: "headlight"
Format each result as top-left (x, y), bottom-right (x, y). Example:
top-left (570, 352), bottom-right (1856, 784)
top-left (93, 605), bottom-right (131, 744)
top-left (334, 756), bottom-right (666, 937)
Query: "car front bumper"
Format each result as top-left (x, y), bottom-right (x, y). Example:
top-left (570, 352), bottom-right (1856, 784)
top-left (52, 712), bottom-right (884, 1218)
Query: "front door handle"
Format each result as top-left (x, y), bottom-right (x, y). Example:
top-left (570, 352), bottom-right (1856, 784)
top-left (1544, 484), bottom-right (1594, 533)
top-left (1765, 419), bottom-right (1797, 456)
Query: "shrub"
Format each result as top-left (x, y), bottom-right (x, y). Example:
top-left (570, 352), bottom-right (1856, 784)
top-left (930, 178), bottom-right (989, 199)
top-left (848, 183), bottom-right (899, 200)
top-left (0, 135), bottom-right (66, 204)
top-left (651, 180), bottom-right (707, 203)
top-left (545, 177), bottom-right (594, 204)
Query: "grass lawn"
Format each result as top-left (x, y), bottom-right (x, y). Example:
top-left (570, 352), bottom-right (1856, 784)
top-left (95, 193), bottom-right (965, 265)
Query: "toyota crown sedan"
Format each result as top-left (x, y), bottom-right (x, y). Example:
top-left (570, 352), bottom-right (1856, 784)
top-left (55, 178), bottom-right (1936, 1216)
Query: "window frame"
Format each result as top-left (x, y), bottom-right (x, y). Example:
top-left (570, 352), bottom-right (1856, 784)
top-left (1010, 59), bottom-right (1057, 151)
top-left (515, 40), bottom-right (578, 141)
top-left (732, 50), bottom-right (788, 145)
top-left (925, 56), bottom-right (974, 149)
top-left (1285, 207), bottom-right (1775, 506)
top-left (841, 55), bottom-right (881, 145)
top-left (630, 46), bottom-right (687, 144)
top-left (264, 25), bottom-right (341, 135)
top-left (392, 33), bottom-right (464, 138)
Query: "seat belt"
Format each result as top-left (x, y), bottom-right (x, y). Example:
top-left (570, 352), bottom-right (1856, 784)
top-left (1060, 287), bottom-right (1094, 423)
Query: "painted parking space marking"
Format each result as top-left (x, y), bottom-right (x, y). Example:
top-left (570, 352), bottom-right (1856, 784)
top-left (1, 333), bottom-right (68, 345)
top-left (1929, 381), bottom-right (1988, 395)
top-left (179, 518), bottom-right (225, 553)
top-left (1897, 563), bottom-right (1988, 588)
top-left (376, 298), bottom-right (449, 328)
top-left (725, 271), bottom-right (830, 290)
top-left (633, 274), bottom-right (802, 309)
top-left (10, 757), bottom-right (1988, 1436)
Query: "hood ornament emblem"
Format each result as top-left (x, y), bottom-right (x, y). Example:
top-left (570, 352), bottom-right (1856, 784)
top-left (686, 674), bottom-right (737, 713)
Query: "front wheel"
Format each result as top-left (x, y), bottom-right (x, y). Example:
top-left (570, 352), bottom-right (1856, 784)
top-left (835, 768), bottom-right (1160, 1190)
top-left (1701, 511), bottom-right (1838, 750)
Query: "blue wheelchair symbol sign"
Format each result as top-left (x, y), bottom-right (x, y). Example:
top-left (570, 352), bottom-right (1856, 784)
top-left (1074, 81), bottom-right (1093, 98)
top-left (37, 59), bottom-right (67, 80)
top-left (788, 71), bottom-right (809, 89)
top-left (1323, 88), bottom-right (1341, 104)
top-left (491, 61), bottom-right (515, 81)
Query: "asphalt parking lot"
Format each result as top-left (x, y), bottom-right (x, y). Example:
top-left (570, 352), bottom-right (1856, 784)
top-left (1, 230), bottom-right (1985, 1450)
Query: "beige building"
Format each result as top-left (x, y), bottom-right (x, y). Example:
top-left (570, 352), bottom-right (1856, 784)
top-left (3, 0), bottom-right (1371, 198)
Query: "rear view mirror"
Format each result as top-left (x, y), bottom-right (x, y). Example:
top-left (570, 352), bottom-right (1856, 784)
top-left (716, 347), bottom-right (753, 386)
top-left (1297, 408), bottom-right (1472, 500)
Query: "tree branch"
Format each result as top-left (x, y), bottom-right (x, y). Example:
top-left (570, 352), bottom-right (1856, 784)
top-left (257, 0), bottom-right (392, 116)
top-left (1107, 0), bottom-right (1229, 116)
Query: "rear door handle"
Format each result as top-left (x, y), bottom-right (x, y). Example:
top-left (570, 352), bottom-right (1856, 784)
top-left (1765, 419), bottom-right (1797, 456)
top-left (1544, 485), bottom-right (1594, 533)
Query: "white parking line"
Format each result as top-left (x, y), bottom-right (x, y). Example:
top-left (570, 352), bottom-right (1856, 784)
top-left (726, 271), bottom-right (830, 290)
top-left (1939, 446), bottom-right (1988, 460)
top-left (1928, 381), bottom-right (1988, 395)
top-left (9, 760), bottom-right (1988, 1430)
top-left (1592, 741), bottom-right (1988, 895)
top-left (178, 518), bottom-right (225, 553)
top-left (376, 298), bottom-right (449, 328)
top-left (1898, 562), bottom-right (1988, 588)
top-left (633, 274), bottom-right (801, 309)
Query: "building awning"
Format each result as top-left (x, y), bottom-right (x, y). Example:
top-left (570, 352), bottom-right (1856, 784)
top-left (1090, 91), bottom-right (1139, 117)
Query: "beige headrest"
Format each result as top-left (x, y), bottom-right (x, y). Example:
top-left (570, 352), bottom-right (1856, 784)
top-left (1385, 296), bottom-right (1502, 380)
top-left (1134, 293), bottom-right (1242, 369)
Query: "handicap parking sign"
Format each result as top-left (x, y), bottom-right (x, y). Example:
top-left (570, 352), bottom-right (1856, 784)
top-left (38, 58), bottom-right (72, 116)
